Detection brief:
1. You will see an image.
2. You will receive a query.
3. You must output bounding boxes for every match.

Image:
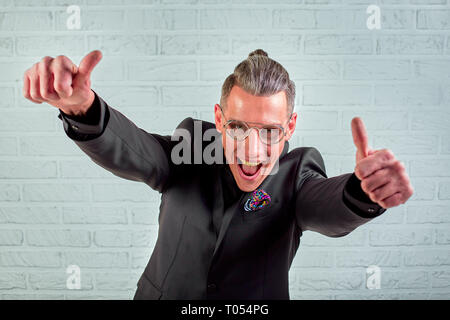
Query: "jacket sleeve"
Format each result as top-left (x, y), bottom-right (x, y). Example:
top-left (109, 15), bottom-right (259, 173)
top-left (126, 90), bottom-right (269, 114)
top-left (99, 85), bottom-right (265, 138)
top-left (294, 147), bottom-right (386, 237)
top-left (58, 90), bottom-right (178, 193)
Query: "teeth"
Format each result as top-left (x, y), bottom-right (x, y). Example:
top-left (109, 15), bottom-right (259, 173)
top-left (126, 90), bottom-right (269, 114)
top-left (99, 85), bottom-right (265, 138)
top-left (239, 159), bottom-right (260, 166)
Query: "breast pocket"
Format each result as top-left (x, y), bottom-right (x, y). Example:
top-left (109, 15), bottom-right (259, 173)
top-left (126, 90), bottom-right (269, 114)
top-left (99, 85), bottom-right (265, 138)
top-left (133, 273), bottom-right (163, 300)
top-left (241, 198), bottom-right (280, 223)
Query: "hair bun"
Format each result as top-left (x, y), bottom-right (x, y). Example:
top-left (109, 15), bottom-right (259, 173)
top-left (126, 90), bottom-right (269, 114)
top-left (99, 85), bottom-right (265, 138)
top-left (248, 49), bottom-right (268, 58)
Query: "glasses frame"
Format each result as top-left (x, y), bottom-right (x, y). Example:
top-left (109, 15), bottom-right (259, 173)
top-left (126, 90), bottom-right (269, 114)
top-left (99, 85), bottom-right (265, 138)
top-left (218, 105), bottom-right (293, 146)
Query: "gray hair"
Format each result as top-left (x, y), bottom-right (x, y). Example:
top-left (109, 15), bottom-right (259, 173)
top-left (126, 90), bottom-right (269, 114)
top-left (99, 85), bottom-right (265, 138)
top-left (220, 49), bottom-right (296, 115)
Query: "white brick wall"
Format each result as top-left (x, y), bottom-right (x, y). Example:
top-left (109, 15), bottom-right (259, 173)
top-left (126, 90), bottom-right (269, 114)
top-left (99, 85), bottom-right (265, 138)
top-left (0, 0), bottom-right (449, 300)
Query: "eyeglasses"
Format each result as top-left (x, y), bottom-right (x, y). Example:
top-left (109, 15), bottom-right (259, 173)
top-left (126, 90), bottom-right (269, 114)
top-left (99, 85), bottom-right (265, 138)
top-left (219, 105), bottom-right (292, 146)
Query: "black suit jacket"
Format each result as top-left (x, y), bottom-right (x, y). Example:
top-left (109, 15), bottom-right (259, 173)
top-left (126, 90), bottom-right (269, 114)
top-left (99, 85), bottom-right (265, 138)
top-left (58, 91), bottom-right (386, 300)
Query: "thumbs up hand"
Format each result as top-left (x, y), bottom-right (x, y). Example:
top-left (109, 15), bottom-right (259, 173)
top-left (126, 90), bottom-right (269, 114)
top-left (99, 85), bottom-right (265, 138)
top-left (351, 117), bottom-right (414, 209)
top-left (23, 50), bottom-right (103, 116)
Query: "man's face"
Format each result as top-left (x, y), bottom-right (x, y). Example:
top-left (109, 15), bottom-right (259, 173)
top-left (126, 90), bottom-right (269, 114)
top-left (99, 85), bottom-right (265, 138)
top-left (214, 85), bottom-right (297, 192)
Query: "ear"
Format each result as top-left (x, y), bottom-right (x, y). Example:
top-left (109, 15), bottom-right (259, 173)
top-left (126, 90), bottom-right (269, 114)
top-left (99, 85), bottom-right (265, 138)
top-left (214, 104), bottom-right (222, 133)
top-left (285, 112), bottom-right (297, 141)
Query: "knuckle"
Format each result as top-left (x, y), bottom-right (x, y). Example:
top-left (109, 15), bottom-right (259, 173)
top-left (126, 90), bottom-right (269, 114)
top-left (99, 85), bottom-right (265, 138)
top-left (383, 148), bottom-right (394, 161)
top-left (40, 55), bottom-right (52, 64)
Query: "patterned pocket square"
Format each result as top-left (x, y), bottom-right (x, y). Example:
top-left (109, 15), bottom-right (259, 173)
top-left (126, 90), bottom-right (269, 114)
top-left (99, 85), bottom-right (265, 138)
top-left (244, 189), bottom-right (271, 212)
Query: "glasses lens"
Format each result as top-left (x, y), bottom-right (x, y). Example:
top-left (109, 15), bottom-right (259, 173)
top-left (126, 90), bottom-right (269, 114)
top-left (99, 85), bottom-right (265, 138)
top-left (259, 127), bottom-right (283, 145)
top-left (225, 121), bottom-right (248, 140)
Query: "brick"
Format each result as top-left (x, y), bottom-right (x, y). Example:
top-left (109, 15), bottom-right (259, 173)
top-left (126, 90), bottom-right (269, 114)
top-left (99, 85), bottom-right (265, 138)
top-left (302, 135), bottom-right (356, 156)
top-left (343, 60), bottom-right (410, 80)
top-left (369, 227), bottom-right (433, 246)
top-left (0, 273), bottom-right (26, 290)
top-left (342, 111), bottom-right (408, 131)
top-left (64, 252), bottom-right (128, 268)
top-left (95, 273), bottom-right (140, 290)
top-left (0, 37), bottom-right (13, 56)
top-left (291, 250), bottom-right (334, 268)
top-left (90, 58), bottom-right (124, 81)
top-left (62, 206), bottom-right (127, 224)
top-left (295, 271), bottom-right (363, 290)
top-left (60, 160), bottom-right (115, 179)
top-left (442, 136), bottom-right (450, 154)
top-left (381, 271), bottom-right (429, 289)
top-left (273, 9), bottom-right (339, 29)
top-left (436, 229), bottom-right (450, 244)
top-left (410, 160), bottom-right (450, 177)
top-left (343, 9), bottom-right (414, 30)
top-left (55, 9), bottom-right (125, 31)
top-left (29, 272), bottom-right (93, 290)
top-left (375, 85), bottom-right (440, 106)
top-left (0, 251), bottom-right (62, 267)
top-left (87, 86), bottom-right (159, 107)
top-left (19, 136), bottom-right (86, 156)
top-left (303, 85), bottom-right (372, 105)
top-left (404, 249), bottom-right (450, 266)
top-left (408, 179), bottom-right (435, 201)
top-left (0, 61), bottom-right (34, 82)
top-left (431, 271), bottom-right (450, 288)
top-left (0, 11), bottom-right (53, 31)
top-left (132, 251), bottom-right (152, 269)
top-left (295, 111), bottom-right (338, 130)
top-left (336, 249), bottom-right (402, 267)
top-left (16, 36), bottom-right (85, 57)
top-left (438, 181), bottom-right (450, 200)
top-left (128, 9), bottom-right (196, 30)
top-left (0, 87), bottom-right (14, 107)
top-left (0, 230), bottom-right (23, 245)
top-left (162, 35), bottom-right (228, 55)
top-left (201, 9), bottom-right (268, 29)
top-left (232, 34), bottom-right (301, 55)
top-left (377, 35), bottom-right (444, 55)
top-left (0, 184), bottom-right (20, 201)
top-left (131, 206), bottom-right (161, 225)
top-left (373, 135), bottom-right (438, 155)
top-left (418, 10), bottom-right (450, 29)
top-left (305, 35), bottom-right (372, 55)
top-left (414, 60), bottom-right (450, 81)
top-left (199, 59), bottom-right (239, 81)
top-left (162, 86), bottom-right (218, 106)
top-left (128, 60), bottom-right (197, 81)
top-left (26, 229), bottom-right (90, 247)
top-left (0, 161), bottom-right (57, 179)
top-left (0, 137), bottom-right (17, 155)
top-left (0, 110), bottom-right (56, 132)
top-left (282, 60), bottom-right (340, 80)
top-left (411, 112), bottom-right (450, 131)
top-left (23, 183), bottom-right (90, 202)
top-left (0, 206), bottom-right (59, 224)
top-left (92, 183), bottom-right (161, 202)
top-left (88, 35), bottom-right (157, 56)
top-left (407, 206), bottom-right (450, 224)
top-left (94, 228), bottom-right (158, 247)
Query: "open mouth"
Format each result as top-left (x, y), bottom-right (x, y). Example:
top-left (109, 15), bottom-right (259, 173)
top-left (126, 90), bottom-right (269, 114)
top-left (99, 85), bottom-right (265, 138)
top-left (237, 158), bottom-right (264, 180)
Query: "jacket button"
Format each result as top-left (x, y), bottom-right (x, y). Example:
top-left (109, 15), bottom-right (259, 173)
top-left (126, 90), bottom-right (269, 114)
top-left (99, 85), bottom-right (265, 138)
top-left (207, 283), bottom-right (217, 292)
top-left (71, 124), bottom-right (79, 130)
top-left (368, 207), bottom-right (375, 213)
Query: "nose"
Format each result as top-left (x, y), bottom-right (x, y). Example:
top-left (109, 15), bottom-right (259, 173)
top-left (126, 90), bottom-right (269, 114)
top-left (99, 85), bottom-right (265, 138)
top-left (244, 128), bottom-right (264, 161)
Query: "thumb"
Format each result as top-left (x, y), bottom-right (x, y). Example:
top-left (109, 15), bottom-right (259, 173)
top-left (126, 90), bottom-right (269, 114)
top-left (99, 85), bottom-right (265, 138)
top-left (351, 117), bottom-right (370, 160)
top-left (77, 50), bottom-right (102, 78)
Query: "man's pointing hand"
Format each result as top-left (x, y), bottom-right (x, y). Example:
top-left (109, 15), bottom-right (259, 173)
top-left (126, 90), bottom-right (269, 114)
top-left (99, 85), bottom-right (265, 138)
top-left (351, 117), bottom-right (414, 209)
top-left (23, 50), bottom-right (102, 116)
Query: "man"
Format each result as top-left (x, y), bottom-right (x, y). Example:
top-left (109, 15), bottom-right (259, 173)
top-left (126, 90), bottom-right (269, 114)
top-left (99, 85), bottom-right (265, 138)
top-left (22, 49), bottom-right (413, 299)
